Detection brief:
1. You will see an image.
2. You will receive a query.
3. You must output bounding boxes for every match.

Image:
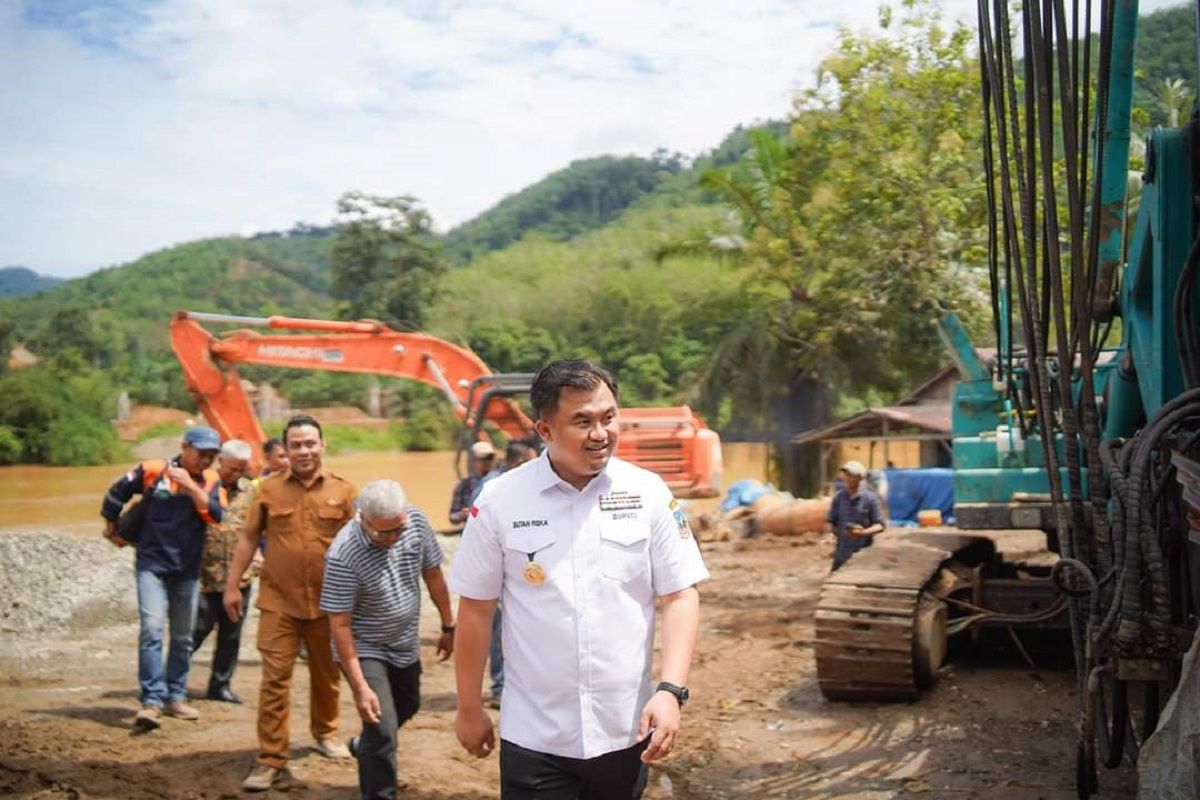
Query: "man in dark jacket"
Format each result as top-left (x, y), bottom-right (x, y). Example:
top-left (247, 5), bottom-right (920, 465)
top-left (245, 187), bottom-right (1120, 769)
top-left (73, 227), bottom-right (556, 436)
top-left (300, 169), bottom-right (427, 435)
top-left (824, 460), bottom-right (885, 570)
top-left (101, 426), bottom-right (223, 730)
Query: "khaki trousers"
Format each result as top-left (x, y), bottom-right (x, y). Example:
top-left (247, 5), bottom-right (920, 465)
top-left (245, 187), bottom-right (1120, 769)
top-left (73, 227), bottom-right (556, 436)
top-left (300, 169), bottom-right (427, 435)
top-left (255, 610), bottom-right (341, 769)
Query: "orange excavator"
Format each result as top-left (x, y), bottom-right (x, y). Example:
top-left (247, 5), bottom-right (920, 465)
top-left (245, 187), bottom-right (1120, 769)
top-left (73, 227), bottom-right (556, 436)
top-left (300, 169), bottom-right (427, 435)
top-left (169, 311), bottom-right (722, 498)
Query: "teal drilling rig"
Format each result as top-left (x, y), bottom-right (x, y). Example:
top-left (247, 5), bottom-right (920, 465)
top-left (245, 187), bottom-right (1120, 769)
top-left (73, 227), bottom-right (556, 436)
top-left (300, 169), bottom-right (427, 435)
top-left (814, 1), bottom-right (1200, 795)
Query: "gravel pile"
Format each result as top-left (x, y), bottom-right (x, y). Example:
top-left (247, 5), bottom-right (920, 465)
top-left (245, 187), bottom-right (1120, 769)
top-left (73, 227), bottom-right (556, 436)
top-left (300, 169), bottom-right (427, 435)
top-left (0, 529), bottom-right (463, 642)
top-left (0, 530), bottom-right (137, 637)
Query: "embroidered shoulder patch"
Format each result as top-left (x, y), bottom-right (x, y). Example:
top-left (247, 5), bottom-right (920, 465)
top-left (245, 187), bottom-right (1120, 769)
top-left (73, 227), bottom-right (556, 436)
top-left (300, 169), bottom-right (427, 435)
top-left (669, 498), bottom-right (692, 539)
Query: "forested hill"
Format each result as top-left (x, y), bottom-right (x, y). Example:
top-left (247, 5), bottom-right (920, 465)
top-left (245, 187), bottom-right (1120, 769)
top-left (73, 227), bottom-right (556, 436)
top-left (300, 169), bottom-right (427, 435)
top-left (0, 235), bottom-right (336, 406)
top-left (442, 155), bottom-right (680, 263)
top-left (0, 267), bottom-right (61, 297)
top-left (442, 121), bottom-right (789, 263)
top-left (2, 234), bottom-right (333, 325)
top-left (0, 116), bottom-right (787, 357)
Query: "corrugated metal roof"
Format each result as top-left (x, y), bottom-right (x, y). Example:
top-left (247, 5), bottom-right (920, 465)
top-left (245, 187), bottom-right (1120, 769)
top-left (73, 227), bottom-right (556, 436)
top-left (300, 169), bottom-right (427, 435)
top-left (792, 403), bottom-right (952, 444)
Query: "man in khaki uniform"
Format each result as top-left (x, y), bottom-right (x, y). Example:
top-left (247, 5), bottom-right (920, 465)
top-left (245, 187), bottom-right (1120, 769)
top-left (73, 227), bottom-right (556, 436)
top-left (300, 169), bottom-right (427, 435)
top-left (224, 415), bottom-right (357, 792)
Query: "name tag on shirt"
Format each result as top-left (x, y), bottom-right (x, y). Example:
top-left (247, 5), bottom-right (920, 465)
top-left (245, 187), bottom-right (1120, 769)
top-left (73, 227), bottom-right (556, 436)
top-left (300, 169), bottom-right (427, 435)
top-left (599, 491), bottom-right (642, 511)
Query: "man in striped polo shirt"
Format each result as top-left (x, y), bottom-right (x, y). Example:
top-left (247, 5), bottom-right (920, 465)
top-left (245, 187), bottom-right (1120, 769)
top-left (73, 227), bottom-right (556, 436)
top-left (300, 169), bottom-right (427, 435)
top-left (320, 479), bottom-right (455, 800)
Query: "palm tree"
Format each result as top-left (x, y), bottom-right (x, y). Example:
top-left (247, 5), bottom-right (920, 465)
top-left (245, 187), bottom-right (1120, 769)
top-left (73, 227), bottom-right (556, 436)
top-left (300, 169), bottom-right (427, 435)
top-left (1152, 77), bottom-right (1193, 127)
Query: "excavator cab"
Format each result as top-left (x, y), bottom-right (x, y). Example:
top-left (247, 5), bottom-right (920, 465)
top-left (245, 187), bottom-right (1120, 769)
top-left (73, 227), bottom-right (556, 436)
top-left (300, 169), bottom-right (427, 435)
top-left (454, 373), bottom-right (540, 479)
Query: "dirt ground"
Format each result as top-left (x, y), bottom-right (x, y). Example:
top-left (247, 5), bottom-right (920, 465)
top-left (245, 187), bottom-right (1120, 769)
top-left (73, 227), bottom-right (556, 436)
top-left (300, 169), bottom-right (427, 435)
top-left (0, 534), bottom-right (1139, 800)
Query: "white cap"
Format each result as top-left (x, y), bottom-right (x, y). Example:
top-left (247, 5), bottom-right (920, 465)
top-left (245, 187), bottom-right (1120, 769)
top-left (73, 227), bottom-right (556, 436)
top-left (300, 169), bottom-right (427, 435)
top-left (840, 460), bottom-right (867, 476)
top-left (470, 441), bottom-right (496, 459)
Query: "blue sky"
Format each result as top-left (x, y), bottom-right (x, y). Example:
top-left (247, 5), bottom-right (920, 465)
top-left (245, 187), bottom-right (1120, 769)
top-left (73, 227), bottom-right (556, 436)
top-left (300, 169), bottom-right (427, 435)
top-left (0, 0), bottom-right (1187, 276)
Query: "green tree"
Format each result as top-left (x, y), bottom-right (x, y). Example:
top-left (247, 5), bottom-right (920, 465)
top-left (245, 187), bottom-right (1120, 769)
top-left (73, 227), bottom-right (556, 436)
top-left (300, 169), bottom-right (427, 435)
top-left (0, 425), bottom-right (21, 464)
top-left (0, 317), bottom-right (13, 374)
top-left (29, 307), bottom-right (100, 363)
top-left (43, 412), bottom-right (121, 466)
top-left (388, 384), bottom-right (459, 451)
top-left (701, 0), bottom-right (988, 491)
top-left (0, 361), bottom-right (121, 465)
top-left (618, 353), bottom-right (672, 407)
top-left (467, 319), bottom-right (565, 374)
top-left (331, 192), bottom-right (447, 329)
top-left (706, 0), bottom-right (987, 403)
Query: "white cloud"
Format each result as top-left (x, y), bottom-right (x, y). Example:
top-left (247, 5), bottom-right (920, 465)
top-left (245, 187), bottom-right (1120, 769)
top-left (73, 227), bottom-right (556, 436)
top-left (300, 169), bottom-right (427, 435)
top-left (0, 0), bottom-right (1189, 275)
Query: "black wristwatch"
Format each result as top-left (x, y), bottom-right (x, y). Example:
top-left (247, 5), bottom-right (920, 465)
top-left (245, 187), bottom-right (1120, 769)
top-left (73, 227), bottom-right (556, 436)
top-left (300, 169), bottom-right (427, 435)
top-left (441, 624), bottom-right (456, 634)
top-left (656, 681), bottom-right (689, 708)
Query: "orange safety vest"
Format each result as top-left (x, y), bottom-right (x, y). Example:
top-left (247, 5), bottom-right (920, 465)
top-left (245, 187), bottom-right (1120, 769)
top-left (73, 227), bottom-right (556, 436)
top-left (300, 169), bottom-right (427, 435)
top-left (140, 459), bottom-right (222, 523)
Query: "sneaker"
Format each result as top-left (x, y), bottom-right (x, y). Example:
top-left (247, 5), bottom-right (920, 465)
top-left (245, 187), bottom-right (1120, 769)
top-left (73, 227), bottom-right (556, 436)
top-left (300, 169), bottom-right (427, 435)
top-left (348, 735), bottom-right (360, 759)
top-left (241, 764), bottom-right (282, 792)
top-left (314, 736), bottom-right (351, 759)
top-left (134, 705), bottom-right (162, 731)
top-left (163, 700), bottom-right (200, 721)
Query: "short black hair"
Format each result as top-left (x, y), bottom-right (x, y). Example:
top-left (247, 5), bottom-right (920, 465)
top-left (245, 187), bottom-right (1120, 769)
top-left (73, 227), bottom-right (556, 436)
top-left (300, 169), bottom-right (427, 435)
top-left (530, 359), bottom-right (619, 420)
top-left (262, 437), bottom-right (284, 456)
top-left (282, 414), bottom-right (323, 446)
top-left (506, 440), bottom-right (537, 461)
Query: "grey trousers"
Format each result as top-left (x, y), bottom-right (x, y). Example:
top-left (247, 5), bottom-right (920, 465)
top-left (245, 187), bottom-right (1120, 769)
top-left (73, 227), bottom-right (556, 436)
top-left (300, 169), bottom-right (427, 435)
top-left (357, 659), bottom-right (421, 800)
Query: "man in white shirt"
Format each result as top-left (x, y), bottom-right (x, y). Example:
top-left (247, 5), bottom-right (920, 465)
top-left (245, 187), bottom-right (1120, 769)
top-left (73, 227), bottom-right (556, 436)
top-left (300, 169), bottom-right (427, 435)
top-left (450, 359), bottom-right (708, 799)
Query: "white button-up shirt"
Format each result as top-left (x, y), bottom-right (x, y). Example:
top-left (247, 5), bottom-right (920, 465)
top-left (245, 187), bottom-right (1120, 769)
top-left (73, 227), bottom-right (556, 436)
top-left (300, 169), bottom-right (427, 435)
top-left (449, 452), bottom-right (710, 759)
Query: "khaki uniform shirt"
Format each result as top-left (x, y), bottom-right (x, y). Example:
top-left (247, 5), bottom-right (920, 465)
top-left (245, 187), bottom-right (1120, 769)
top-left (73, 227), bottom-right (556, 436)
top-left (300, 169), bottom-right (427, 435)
top-left (244, 468), bottom-right (357, 620)
top-left (199, 476), bottom-right (256, 594)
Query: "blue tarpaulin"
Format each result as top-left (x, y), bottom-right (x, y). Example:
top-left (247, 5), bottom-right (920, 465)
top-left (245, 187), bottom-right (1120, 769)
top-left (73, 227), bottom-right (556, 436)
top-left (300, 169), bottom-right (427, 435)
top-left (884, 468), bottom-right (955, 525)
top-left (720, 479), bottom-right (775, 512)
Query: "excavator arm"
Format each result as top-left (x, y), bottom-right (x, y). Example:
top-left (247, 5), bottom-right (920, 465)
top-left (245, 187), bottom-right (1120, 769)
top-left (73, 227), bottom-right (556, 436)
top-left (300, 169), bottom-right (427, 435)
top-left (170, 310), bottom-right (721, 496)
top-left (169, 311), bottom-right (534, 460)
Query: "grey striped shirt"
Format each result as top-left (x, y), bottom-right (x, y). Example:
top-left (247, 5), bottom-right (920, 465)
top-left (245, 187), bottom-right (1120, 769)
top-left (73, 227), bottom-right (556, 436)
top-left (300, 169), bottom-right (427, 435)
top-left (319, 508), bottom-right (443, 668)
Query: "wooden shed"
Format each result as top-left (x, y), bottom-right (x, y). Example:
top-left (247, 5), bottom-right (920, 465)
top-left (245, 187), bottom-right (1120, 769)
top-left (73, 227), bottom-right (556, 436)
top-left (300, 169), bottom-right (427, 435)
top-left (790, 356), bottom-right (986, 487)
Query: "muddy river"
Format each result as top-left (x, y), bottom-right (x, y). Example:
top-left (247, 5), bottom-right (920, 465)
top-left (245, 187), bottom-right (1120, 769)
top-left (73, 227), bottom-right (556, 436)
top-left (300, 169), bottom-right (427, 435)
top-left (0, 443), bottom-right (770, 535)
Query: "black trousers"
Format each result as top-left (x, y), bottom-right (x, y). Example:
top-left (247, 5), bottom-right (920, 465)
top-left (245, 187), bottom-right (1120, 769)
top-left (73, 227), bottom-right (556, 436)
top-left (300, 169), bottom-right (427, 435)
top-left (358, 659), bottom-right (421, 800)
top-left (191, 585), bottom-right (250, 694)
top-left (500, 738), bottom-right (648, 800)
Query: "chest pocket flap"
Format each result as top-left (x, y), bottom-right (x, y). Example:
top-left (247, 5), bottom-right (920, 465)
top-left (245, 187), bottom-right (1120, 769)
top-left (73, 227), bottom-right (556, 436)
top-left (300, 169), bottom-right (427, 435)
top-left (317, 504), bottom-right (346, 521)
top-left (599, 516), bottom-right (649, 582)
top-left (502, 525), bottom-right (556, 555)
top-left (267, 506), bottom-right (295, 528)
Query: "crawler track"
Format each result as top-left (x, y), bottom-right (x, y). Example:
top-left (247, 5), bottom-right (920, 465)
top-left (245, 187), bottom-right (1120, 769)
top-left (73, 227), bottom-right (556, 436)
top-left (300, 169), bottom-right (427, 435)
top-left (814, 541), bottom-right (951, 701)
